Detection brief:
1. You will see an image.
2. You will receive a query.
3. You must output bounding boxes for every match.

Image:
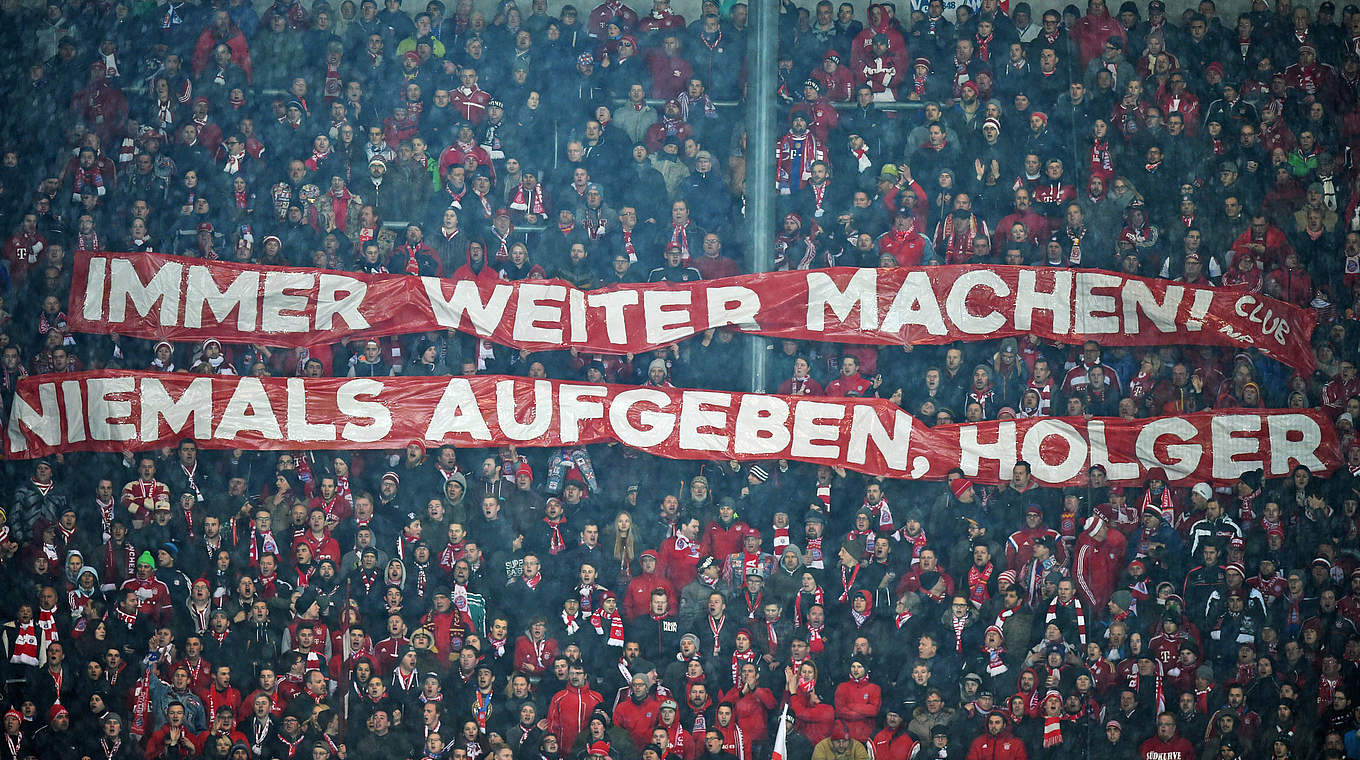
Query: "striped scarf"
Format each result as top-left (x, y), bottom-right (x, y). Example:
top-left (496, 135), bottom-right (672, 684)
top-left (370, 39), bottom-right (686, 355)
top-left (1045, 596), bottom-right (1087, 645)
top-left (1043, 715), bottom-right (1063, 746)
top-left (9, 622), bottom-right (38, 665)
top-left (1140, 487), bottom-right (1176, 525)
top-left (731, 648), bottom-right (758, 685)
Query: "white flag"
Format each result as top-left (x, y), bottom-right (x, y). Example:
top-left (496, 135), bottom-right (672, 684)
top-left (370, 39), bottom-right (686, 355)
top-left (771, 704), bottom-right (789, 760)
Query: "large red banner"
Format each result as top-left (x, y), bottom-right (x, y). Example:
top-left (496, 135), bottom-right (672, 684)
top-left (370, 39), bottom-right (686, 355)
top-left (6, 371), bottom-right (1338, 486)
top-left (69, 253), bottom-right (1317, 373)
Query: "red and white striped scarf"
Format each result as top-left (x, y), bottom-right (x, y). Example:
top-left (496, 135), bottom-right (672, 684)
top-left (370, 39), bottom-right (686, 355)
top-left (1140, 487), bottom-right (1176, 525)
top-left (36, 606), bottom-right (59, 645)
top-left (1045, 595), bottom-right (1087, 645)
top-left (9, 622), bottom-right (38, 665)
top-left (1042, 715), bottom-right (1064, 746)
top-left (590, 608), bottom-right (625, 646)
top-left (731, 648), bottom-right (758, 685)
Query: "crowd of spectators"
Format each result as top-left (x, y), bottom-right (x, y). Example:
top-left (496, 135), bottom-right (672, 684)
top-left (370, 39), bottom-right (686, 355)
top-left (2, 1), bottom-right (1360, 760)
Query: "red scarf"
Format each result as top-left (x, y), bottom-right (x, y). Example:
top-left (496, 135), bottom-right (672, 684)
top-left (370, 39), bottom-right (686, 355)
top-left (1140, 487), bottom-right (1176, 524)
top-left (1090, 138), bottom-right (1113, 176)
top-left (1042, 714), bottom-right (1064, 746)
top-left (249, 529), bottom-right (278, 566)
top-left (731, 648), bottom-right (758, 685)
top-left (793, 588), bottom-right (823, 628)
top-left (590, 608), bottom-right (625, 646)
top-left (968, 563), bottom-right (993, 605)
top-left (509, 185), bottom-right (545, 215)
top-left (9, 622), bottom-right (38, 665)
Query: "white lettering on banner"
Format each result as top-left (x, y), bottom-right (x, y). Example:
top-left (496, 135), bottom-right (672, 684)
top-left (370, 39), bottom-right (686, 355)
top-left (497, 379), bottom-right (553, 440)
top-left (140, 377), bottom-right (214, 440)
top-left (1266, 413), bottom-right (1326, 473)
top-left (586, 291), bottom-right (639, 344)
top-left (706, 286), bottom-right (761, 329)
top-left (1022, 419), bottom-right (1089, 483)
top-left (184, 267), bottom-right (260, 330)
top-left (260, 272), bottom-right (312, 332)
top-left (611, 388), bottom-right (674, 447)
top-left (1134, 416), bottom-right (1202, 480)
top-left (1086, 420), bottom-right (1141, 481)
top-left (61, 380), bottom-right (86, 444)
top-left (959, 421), bottom-right (1018, 476)
top-left (316, 275), bottom-right (370, 331)
top-left (558, 385), bottom-right (609, 444)
top-left (1074, 272), bottom-right (1122, 334)
top-left (806, 269), bottom-right (877, 330)
top-left (643, 290), bottom-right (693, 344)
top-left (286, 378), bottom-right (337, 441)
top-left (1014, 270), bottom-right (1073, 334)
top-left (72, 256), bottom-right (1320, 376)
top-left (338, 379), bottom-right (391, 441)
top-left (81, 256), bottom-right (107, 321)
top-left (512, 284), bottom-right (566, 344)
top-left (733, 394), bottom-right (792, 455)
top-left (846, 405), bottom-right (912, 471)
top-left (108, 257), bottom-right (182, 323)
top-left (791, 401), bottom-right (846, 459)
top-left (1234, 295), bottom-right (1291, 345)
top-left (1212, 414), bottom-right (1263, 480)
top-left (88, 376), bottom-right (135, 441)
top-left (425, 379), bottom-right (491, 439)
top-left (424, 278), bottom-right (512, 334)
top-left (880, 271), bottom-right (947, 335)
top-left (215, 378), bottom-right (282, 439)
top-left (7, 383), bottom-right (60, 453)
top-left (1186, 290), bottom-right (1212, 331)
top-left (944, 270), bottom-right (1008, 334)
top-left (679, 391), bottom-right (732, 451)
top-left (4, 374), bottom-right (1340, 486)
top-left (568, 287), bottom-right (588, 343)
top-left (1121, 280), bottom-right (1183, 334)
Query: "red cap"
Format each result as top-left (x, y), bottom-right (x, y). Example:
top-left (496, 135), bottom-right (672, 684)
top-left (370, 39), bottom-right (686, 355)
top-left (951, 478), bottom-right (974, 499)
top-left (830, 721), bottom-right (850, 741)
top-left (588, 741), bottom-right (611, 757)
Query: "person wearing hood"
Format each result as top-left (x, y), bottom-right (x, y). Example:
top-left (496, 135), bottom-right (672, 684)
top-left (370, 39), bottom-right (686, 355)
top-left (1072, 506), bottom-right (1127, 612)
top-left (851, 4), bottom-right (907, 75)
top-left (436, 470), bottom-right (469, 528)
top-left (447, 239), bottom-right (499, 283)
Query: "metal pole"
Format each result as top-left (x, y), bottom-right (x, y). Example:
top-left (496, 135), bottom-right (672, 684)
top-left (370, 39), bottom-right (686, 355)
top-left (745, 0), bottom-right (777, 393)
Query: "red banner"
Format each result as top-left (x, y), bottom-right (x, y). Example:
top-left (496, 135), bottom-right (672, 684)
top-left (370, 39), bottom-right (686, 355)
top-left (69, 253), bottom-right (1317, 373)
top-left (6, 371), bottom-right (1338, 486)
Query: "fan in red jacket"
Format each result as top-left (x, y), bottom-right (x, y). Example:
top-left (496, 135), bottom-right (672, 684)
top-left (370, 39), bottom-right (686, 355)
top-left (624, 551), bottom-right (676, 621)
top-left (612, 678), bottom-right (661, 748)
top-left (870, 709), bottom-right (917, 760)
top-left (121, 552), bottom-right (173, 623)
top-left (712, 705), bottom-right (750, 760)
top-left (545, 667), bottom-right (604, 749)
top-left (832, 658), bottom-right (881, 741)
top-left (658, 521), bottom-right (703, 589)
top-left (1138, 713), bottom-right (1198, 760)
top-left (875, 209), bottom-right (935, 267)
top-left (1073, 509), bottom-right (1128, 611)
top-left (965, 714), bottom-right (1027, 760)
top-left (720, 671), bottom-right (778, 746)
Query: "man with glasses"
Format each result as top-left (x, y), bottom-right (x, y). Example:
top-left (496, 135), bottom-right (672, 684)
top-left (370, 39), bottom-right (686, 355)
top-left (1139, 712), bottom-right (1197, 760)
